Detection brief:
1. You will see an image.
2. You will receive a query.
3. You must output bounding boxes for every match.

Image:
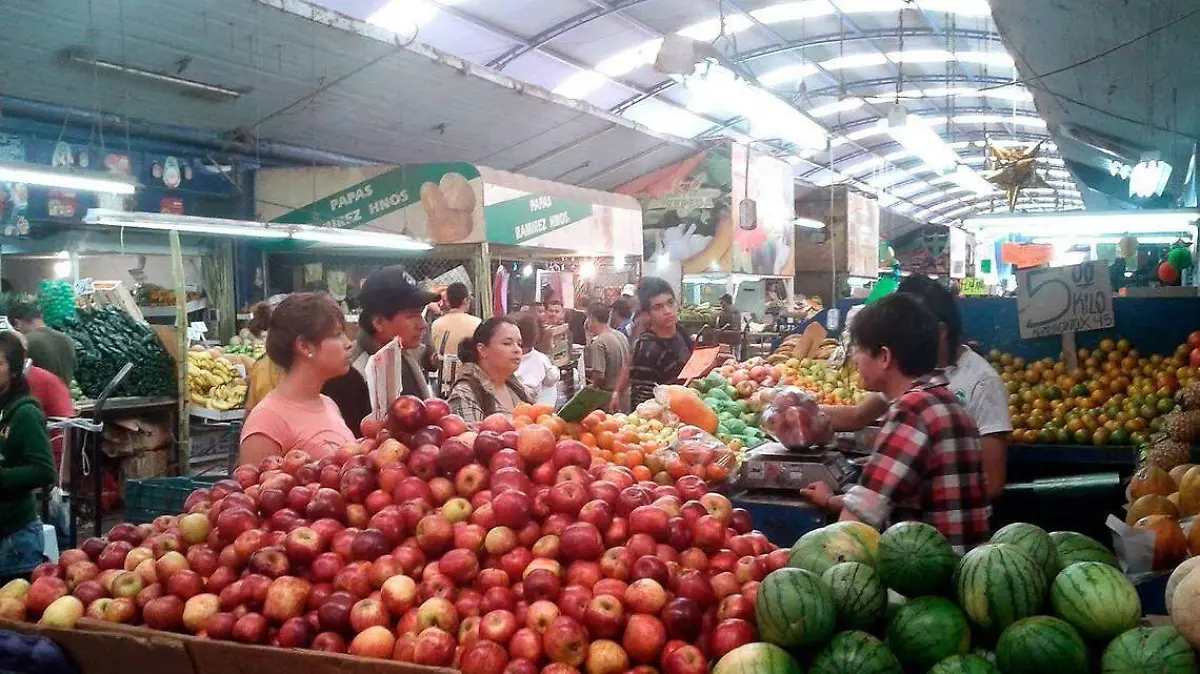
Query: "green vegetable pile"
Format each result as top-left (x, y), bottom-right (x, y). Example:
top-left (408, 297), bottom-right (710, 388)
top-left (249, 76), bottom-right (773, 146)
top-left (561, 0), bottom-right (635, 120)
top-left (37, 280), bottom-right (77, 326)
top-left (55, 306), bottom-right (177, 399)
top-left (690, 372), bottom-right (767, 448)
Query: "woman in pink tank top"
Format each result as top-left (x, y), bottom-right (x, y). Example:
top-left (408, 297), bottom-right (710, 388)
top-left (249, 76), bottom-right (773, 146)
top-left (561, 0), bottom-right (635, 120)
top-left (240, 293), bottom-right (355, 465)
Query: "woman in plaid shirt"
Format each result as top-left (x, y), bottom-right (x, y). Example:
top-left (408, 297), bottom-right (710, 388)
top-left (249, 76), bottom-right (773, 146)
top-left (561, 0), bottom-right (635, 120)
top-left (802, 293), bottom-right (991, 553)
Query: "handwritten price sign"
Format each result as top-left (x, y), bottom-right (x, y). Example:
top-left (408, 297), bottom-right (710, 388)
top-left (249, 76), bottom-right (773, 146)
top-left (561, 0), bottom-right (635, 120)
top-left (1016, 261), bottom-right (1114, 339)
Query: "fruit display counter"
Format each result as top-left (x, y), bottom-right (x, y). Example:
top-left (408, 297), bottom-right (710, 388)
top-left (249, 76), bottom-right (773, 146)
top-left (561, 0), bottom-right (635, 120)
top-left (1, 396), bottom-right (783, 674)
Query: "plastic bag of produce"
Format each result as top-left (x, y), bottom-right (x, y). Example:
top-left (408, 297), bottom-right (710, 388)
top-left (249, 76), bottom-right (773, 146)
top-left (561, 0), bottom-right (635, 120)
top-left (656, 425), bottom-right (740, 483)
top-left (760, 387), bottom-right (833, 447)
top-left (654, 384), bottom-right (718, 434)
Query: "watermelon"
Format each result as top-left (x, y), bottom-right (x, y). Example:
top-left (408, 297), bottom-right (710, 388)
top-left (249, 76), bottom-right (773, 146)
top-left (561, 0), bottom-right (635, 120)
top-left (995, 616), bottom-right (1089, 674)
top-left (807, 630), bottom-right (902, 674)
top-left (1100, 626), bottom-right (1196, 674)
top-left (885, 596), bottom-right (970, 670)
top-left (1050, 561), bottom-right (1141, 640)
top-left (789, 527), bottom-right (873, 574)
top-left (954, 543), bottom-right (1047, 632)
top-left (821, 562), bottom-right (886, 629)
top-left (1049, 530), bottom-right (1119, 571)
top-left (928, 654), bottom-right (1000, 674)
top-left (877, 521), bottom-right (957, 597)
top-left (990, 522), bottom-right (1057, 578)
top-left (826, 521), bottom-right (880, 564)
top-left (712, 642), bottom-right (803, 674)
top-left (755, 567), bottom-right (836, 649)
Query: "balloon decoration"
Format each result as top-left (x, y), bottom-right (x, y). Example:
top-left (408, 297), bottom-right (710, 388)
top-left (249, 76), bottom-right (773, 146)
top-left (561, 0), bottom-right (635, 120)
top-left (1158, 261), bottom-right (1180, 285)
top-left (983, 140), bottom-right (1049, 211)
top-left (1167, 245), bottom-right (1193, 271)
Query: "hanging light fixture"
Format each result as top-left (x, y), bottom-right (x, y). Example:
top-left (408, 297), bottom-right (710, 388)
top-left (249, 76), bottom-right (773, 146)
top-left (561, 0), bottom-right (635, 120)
top-left (0, 160), bottom-right (139, 195)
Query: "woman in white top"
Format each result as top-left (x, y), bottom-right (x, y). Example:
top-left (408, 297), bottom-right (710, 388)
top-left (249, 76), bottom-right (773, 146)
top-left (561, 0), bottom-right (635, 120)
top-left (822, 276), bottom-right (1011, 498)
top-left (512, 311), bottom-right (560, 406)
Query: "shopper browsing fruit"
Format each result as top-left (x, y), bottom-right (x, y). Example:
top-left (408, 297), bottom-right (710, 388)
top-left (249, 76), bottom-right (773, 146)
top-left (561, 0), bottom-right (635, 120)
top-left (430, 282), bottom-right (482, 394)
top-left (239, 293), bottom-right (356, 465)
top-left (0, 331), bottom-right (57, 582)
top-left (323, 267), bottom-right (441, 426)
top-left (617, 277), bottom-right (693, 409)
top-left (447, 317), bottom-right (534, 423)
top-left (822, 274), bottom-right (1011, 498)
top-left (584, 301), bottom-right (630, 411)
top-left (8, 302), bottom-right (76, 387)
top-left (511, 311), bottom-right (560, 406)
top-left (801, 294), bottom-right (991, 553)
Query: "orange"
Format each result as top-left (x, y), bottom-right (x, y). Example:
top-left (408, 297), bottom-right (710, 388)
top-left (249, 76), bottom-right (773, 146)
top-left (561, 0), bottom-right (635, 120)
top-left (596, 431), bottom-right (615, 451)
top-left (625, 449), bottom-right (644, 467)
top-left (707, 464), bottom-right (729, 482)
top-left (530, 404), bottom-right (555, 419)
top-left (632, 465), bottom-right (652, 482)
top-left (512, 417), bottom-right (531, 429)
top-left (666, 459), bottom-right (688, 479)
top-left (580, 432), bottom-right (597, 447)
top-left (538, 415), bottom-right (565, 437)
top-left (513, 403), bottom-right (535, 418)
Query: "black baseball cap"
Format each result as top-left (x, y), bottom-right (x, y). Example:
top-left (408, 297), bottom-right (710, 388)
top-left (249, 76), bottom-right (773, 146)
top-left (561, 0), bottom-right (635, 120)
top-left (358, 266), bottom-right (440, 321)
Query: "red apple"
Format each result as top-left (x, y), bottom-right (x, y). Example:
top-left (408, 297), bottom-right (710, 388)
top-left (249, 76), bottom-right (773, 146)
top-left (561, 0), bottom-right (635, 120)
top-left (390, 395), bottom-right (428, 432)
top-left (623, 579), bottom-right (666, 615)
top-left (524, 569), bottom-right (562, 603)
top-left (480, 414), bottom-right (516, 435)
top-left (526, 599), bottom-right (560, 634)
top-left (492, 466), bottom-right (532, 495)
top-left (441, 548), bottom-right (481, 584)
top-left (166, 570), bottom-right (204, 600)
top-left (312, 631), bottom-right (347, 653)
top-left (461, 639), bottom-right (510, 674)
top-left (584, 638), bottom-right (629, 674)
top-left (494, 491), bottom-right (533, 529)
top-left (622, 614), bottom-right (666, 664)
top-left (413, 626), bottom-right (457, 666)
top-left (143, 595), bottom-right (186, 632)
top-left (380, 574), bottom-right (418, 615)
top-left (516, 425), bottom-right (556, 464)
top-left (542, 616), bottom-right (588, 666)
top-left (416, 514), bottom-right (455, 555)
top-left (662, 643), bottom-right (706, 674)
top-left (509, 627), bottom-right (542, 661)
top-left (349, 624), bottom-right (396, 659)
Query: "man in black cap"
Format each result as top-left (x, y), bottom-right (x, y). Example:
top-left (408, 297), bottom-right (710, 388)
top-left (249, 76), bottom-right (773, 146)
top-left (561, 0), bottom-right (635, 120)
top-left (323, 265), bottom-right (439, 428)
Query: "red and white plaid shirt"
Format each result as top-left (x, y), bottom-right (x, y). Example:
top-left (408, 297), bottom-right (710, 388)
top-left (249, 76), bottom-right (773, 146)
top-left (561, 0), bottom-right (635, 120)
top-left (843, 373), bottom-right (991, 553)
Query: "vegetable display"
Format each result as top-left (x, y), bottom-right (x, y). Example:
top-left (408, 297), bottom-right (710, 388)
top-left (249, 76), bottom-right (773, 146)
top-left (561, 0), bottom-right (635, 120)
top-left (56, 306), bottom-right (176, 399)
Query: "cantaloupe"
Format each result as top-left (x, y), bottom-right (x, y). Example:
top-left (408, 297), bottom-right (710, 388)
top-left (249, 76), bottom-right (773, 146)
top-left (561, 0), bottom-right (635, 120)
top-left (1170, 565), bottom-right (1200, 646)
top-left (1126, 494), bottom-right (1178, 525)
top-left (1177, 465), bottom-right (1200, 515)
top-left (1131, 466), bottom-right (1176, 501)
top-left (1134, 515), bottom-right (1188, 571)
top-left (1170, 463), bottom-right (1194, 487)
top-left (1166, 557), bottom-right (1200, 616)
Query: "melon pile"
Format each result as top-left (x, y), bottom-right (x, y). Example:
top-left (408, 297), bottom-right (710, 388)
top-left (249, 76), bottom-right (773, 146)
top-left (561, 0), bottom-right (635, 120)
top-left (713, 520), bottom-right (1198, 674)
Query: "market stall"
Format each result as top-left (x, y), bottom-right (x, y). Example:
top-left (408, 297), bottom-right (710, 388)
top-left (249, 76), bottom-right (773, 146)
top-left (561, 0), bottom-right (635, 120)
top-left (254, 162), bottom-right (643, 402)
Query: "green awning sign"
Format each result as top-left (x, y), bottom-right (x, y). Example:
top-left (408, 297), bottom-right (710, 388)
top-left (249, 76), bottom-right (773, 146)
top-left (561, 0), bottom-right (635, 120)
top-left (484, 194), bottom-right (595, 245)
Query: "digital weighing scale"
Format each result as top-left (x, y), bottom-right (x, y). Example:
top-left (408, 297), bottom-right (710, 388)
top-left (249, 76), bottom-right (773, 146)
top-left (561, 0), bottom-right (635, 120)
top-left (730, 430), bottom-right (877, 546)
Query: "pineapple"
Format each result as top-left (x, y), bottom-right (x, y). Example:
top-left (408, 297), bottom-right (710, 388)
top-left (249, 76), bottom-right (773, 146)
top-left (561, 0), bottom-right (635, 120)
top-left (1145, 435), bottom-right (1193, 472)
top-left (1179, 381), bottom-right (1200, 411)
top-left (1162, 410), bottom-right (1200, 444)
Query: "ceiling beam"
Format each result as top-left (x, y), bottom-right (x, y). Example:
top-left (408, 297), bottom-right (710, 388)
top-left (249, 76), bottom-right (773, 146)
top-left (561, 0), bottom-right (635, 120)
top-left (486, 0), bottom-right (658, 70)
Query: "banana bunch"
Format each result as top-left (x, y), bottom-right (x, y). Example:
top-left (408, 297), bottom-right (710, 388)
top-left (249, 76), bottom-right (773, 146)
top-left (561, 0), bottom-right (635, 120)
top-left (187, 351), bottom-right (247, 410)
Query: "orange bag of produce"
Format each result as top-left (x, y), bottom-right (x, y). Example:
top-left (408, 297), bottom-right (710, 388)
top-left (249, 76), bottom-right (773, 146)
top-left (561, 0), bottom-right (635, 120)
top-left (655, 384), bottom-right (719, 434)
top-left (656, 425), bottom-right (740, 484)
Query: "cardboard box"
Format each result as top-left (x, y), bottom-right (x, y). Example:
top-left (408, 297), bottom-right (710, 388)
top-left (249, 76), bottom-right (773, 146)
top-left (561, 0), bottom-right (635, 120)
top-left (0, 618), bottom-right (455, 674)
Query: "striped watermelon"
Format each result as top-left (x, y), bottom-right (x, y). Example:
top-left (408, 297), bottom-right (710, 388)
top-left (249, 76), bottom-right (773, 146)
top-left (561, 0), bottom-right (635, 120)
top-left (1050, 561), bottom-right (1142, 640)
top-left (821, 562), bottom-right (886, 629)
top-left (885, 596), bottom-right (971, 670)
top-left (1049, 530), bottom-right (1119, 571)
top-left (1100, 626), bottom-right (1197, 674)
top-left (927, 654), bottom-right (1000, 674)
top-left (712, 642), bottom-right (803, 674)
top-left (877, 521), bottom-right (958, 597)
top-left (755, 567), bottom-right (836, 649)
top-left (995, 616), bottom-right (1089, 674)
top-left (826, 521), bottom-right (880, 564)
top-left (807, 630), bottom-right (902, 674)
top-left (954, 543), bottom-right (1047, 632)
top-left (990, 522), bottom-right (1057, 578)
top-left (789, 527), bottom-right (873, 575)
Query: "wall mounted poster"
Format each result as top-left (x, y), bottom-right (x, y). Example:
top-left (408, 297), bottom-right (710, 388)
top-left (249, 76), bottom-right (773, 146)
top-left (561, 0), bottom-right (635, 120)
top-left (616, 146), bottom-right (734, 275)
top-left (730, 143), bottom-right (796, 276)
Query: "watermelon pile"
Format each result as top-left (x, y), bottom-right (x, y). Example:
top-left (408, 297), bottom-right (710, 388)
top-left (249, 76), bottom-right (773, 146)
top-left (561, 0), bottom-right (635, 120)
top-left (713, 520), bottom-right (1199, 674)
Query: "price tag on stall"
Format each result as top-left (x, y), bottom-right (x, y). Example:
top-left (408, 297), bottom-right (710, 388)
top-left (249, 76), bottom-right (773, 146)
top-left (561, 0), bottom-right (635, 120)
top-left (187, 321), bottom-right (208, 342)
top-left (1015, 261), bottom-right (1114, 339)
top-left (961, 277), bottom-right (986, 296)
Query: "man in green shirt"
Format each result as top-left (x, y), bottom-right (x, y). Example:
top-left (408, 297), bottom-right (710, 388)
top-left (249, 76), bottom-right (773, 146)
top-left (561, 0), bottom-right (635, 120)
top-left (9, 303), bottom-right (76, 385)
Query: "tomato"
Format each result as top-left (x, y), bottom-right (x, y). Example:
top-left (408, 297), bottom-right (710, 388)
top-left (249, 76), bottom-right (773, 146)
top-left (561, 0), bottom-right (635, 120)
top-left (1188, 330), bottom-right (1200, 350)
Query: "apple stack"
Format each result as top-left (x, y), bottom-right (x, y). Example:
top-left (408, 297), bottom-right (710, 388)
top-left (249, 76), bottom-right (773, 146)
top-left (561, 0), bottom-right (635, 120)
top-left (4, 395), bottom-right (787, 674)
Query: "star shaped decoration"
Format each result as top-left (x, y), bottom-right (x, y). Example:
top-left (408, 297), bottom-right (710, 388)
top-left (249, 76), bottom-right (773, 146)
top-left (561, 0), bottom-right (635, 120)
top-left (982, 139), bottom-right (1048, 211)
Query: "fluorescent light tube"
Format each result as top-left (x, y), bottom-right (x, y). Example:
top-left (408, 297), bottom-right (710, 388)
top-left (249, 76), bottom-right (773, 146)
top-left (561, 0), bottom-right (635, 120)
top-left (793, 217), bottom-right (825, 229)
top-left (885, 111), bottom-right (959, 171)
top-left (84, 210), bottom-right (287, 238)
top-left (0, 161), bottom-right (138, 195)
top-left (289, 227), bottom-right (431, 250)
top-left (68, 56), bottom-right (241, 100)
top-left (965, 209), bottom-right (1198, 237)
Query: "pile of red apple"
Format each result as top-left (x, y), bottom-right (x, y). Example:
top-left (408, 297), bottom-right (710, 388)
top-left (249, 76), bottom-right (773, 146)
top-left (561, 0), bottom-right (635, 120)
top-left (5, 396), bottom-right (786, 674)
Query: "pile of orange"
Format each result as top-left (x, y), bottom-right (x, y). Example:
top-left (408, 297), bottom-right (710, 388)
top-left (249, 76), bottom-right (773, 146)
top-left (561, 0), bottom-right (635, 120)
top-left (509, 405), bottom-right (677, 483)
